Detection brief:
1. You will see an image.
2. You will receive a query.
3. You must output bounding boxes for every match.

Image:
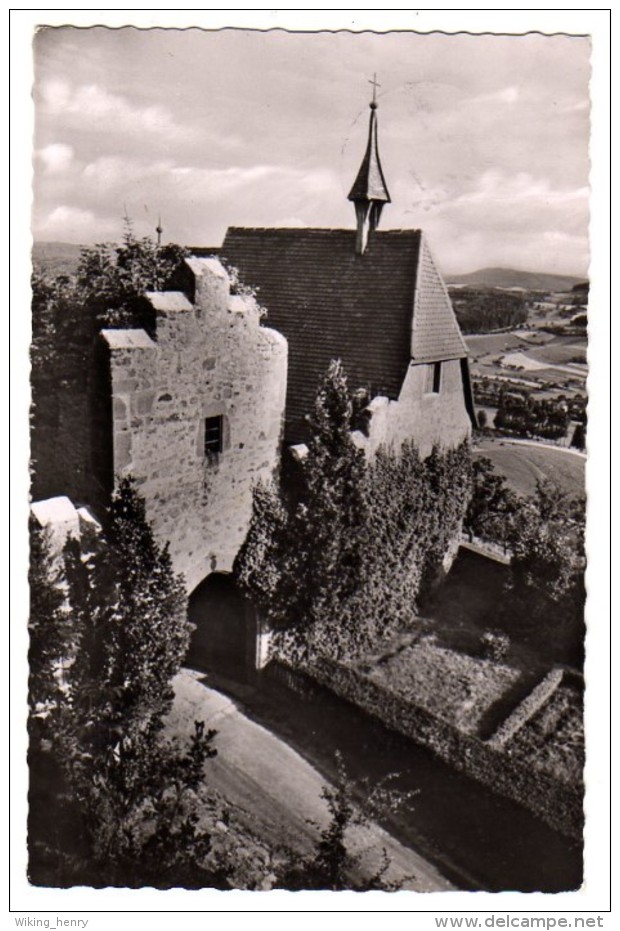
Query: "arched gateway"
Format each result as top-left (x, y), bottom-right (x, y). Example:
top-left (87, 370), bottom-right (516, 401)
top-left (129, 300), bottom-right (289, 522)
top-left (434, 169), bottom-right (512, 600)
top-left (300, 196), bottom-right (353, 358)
top-left (186, 573), bottom-right (266, 681)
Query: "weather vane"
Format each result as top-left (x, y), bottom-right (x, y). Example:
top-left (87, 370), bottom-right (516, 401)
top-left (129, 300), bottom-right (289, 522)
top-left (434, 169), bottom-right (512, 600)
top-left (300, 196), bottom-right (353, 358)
top-left (369, 73), bottom-right (380, 108)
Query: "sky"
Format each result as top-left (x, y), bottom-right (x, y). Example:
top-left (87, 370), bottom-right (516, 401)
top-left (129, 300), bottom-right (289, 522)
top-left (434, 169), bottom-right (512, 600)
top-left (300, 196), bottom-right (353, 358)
top-left (32, 27), bottom-right (591, 276)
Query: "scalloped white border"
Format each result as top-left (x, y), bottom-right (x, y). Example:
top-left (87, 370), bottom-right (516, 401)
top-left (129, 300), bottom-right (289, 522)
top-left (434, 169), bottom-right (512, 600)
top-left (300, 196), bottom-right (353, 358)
top-left (9, 8), bottom-right (612, 921)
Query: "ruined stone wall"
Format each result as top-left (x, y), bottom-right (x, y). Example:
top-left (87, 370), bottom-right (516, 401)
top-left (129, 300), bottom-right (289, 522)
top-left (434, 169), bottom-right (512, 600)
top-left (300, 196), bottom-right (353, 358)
top-left (101, 258), bottom-right (287, 593)
top-left (30, 306), bottom-right (112, 513)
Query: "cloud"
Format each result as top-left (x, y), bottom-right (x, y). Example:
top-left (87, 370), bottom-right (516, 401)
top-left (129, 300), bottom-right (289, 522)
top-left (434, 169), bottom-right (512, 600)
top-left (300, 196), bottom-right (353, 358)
top-left (78, 156), bottom-right (338, 206)
top-left (470, 86), bottom-right (520, 106)
top-left (37, 143), bottom-right (74, 174)
top-left (31, 31), bottom-right (590, 273)
top-left (38, 79), bottom-right (190, 140)
top-left (82, 156), bottom-right (174, 188)
top-left (388, 167), bottom-right (589, 276)
top-left (32, 151), bottom-right (343, 247)
top-left (397, 168), bottom-right (588, 223)
top-left (35, 205), bottom-right (117, 242)
top-left (162, 163), bottom-right (340, 217)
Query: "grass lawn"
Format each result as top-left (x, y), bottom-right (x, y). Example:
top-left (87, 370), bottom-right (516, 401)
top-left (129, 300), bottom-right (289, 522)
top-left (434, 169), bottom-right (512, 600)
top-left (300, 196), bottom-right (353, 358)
top-left (474, 438), bottom-right (585, 498)
top-left (365, 634), bottom-right (522, 736)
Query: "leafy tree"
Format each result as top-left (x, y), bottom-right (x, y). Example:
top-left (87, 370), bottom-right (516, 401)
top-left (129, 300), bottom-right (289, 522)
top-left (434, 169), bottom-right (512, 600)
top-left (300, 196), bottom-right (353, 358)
top-left (32, 221), bottom-right (188, 352)
top-left (297, 360), bottom-right (368, 633)
top-left (450, 288), bottom-right (528, 333)
top-left (464, 456), bottom-right (520, 547)
top-left (277, 752), bottom-right (415, 891)
top-left (477, 409), bottom-right (488, 431)
top-left (504, 479), bottom-right (586, 659)
top-left (75, 218), bottom-right (189, 329)
top-left (236, 361), bottom-right (472, 663)
top-left (571, 421), bottom-right (586, 451)
top-left (28, 520), bottom-right (71, 730)
top-left (236, 361), bottom-right (370, 660)
top-left (493, 391), bottom-right (569, 441)
top-left (31, 225), bottom-right (189, 502)
top-left (28, 479), bottom-right (224, 888)
top-left (418, 443), bottom-right (472, 597)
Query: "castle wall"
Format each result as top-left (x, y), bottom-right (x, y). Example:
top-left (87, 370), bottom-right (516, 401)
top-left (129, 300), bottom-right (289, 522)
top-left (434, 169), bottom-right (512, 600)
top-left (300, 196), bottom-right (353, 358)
top-left (354, 358), bottom-right (471, 459)
top-left (101, 258), bottom-right (287, 593)
top-left (30, 305), bottom-right (113, 513)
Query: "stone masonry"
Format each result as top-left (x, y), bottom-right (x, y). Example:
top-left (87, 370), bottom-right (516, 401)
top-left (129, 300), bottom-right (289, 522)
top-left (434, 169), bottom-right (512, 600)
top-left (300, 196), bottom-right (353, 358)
top-left (352, 357), bottom-right (472, 460)
top-left (100, 257), bottom-right (287, 593)
top-left (352, 236), bottom-right (472, 459)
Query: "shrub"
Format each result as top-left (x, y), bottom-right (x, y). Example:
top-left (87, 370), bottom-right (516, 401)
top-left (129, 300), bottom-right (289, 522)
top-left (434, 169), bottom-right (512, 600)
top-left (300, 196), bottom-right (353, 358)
top-left (480, 629), bottom-right (511, 663)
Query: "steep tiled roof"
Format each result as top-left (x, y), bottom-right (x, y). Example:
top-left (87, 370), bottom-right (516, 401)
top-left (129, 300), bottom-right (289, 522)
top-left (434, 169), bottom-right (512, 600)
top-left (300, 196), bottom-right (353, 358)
top-left (220, 227), bottom-right (467, 444)
top-left (411, 238), bottom-right (469, 362)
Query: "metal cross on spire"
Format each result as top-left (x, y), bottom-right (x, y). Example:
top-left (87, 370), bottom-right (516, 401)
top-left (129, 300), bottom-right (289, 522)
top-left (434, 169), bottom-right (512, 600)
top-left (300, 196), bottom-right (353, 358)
top-left (369, 73), bottom-right (380, 107)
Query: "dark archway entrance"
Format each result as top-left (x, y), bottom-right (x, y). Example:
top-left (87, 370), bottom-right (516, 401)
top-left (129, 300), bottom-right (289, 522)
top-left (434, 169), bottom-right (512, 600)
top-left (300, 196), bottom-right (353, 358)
top-left (186, 573), bottom-right (257, 682)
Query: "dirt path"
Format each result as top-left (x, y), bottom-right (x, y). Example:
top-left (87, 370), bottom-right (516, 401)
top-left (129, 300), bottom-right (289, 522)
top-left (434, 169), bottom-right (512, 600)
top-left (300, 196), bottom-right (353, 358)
top-left (497, 437), bottom-right (586, 459)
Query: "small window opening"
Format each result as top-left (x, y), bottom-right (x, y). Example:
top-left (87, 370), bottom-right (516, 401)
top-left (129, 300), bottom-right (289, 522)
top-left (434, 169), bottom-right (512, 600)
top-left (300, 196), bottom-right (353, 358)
top-left (204, 415), bottom-right (223, 456)
top-left (425, 361), bottom-right (443, 394)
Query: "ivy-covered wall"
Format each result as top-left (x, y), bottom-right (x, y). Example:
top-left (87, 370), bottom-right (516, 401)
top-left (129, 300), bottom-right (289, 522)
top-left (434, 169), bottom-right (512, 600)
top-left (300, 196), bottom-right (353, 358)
top-left (277, 658), bottom-right (583, 839)
top-left (235, 363), bottom-right (473, 663)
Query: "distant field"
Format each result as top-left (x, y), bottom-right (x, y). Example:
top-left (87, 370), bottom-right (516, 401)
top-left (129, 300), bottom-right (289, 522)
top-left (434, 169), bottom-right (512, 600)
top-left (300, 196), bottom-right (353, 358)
top-left (473, 439), bottom-right (585, 498)
top-left (526, 343), bottom-right (587, 366)
top-left (498, 351), bottom-right (587, 381)
top-left (465, 333), bottom-right (524, 355)
top-left (500, 351), bottom-right (553, 372)
top-left (468, 330), bottom-right (588, 396)
top-left (32, 241), bottom-right (83, 277)
top-left (467, 333), bottom-right (586, 363)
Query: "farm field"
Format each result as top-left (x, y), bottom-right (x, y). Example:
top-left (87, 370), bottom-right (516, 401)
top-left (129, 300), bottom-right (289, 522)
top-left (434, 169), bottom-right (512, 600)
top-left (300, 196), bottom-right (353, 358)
top-left (467, 333), bottom-right (587, 370)
top-left (473, 437), bottom-right (585, 498)
top-left (498, 351), bottom-right (586, 380)
top-left (465, 333), bottom-right (526, 356)
top-left (499, 351), bottom-right (559, 372)
top-left (525, 343), bottom-right (587, 366)
top-left (467, 329), bottom-right (588, 401)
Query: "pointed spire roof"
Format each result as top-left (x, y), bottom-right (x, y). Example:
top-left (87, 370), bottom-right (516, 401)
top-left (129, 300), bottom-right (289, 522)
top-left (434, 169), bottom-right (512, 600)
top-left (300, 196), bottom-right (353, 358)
top-left (348, 101), bottom-right (391, 206)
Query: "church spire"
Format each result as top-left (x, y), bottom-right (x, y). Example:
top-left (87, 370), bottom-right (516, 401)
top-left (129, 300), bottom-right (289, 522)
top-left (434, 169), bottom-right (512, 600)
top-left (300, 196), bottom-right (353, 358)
top-left (348, 75), bottom-right (391, 255)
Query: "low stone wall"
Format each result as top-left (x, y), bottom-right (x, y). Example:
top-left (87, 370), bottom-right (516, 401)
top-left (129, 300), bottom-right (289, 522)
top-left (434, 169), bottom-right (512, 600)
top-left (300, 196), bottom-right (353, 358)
top-left (269, 658), bottom-right (583, 840)
top-left (488, 667), bottom-right (564, 748)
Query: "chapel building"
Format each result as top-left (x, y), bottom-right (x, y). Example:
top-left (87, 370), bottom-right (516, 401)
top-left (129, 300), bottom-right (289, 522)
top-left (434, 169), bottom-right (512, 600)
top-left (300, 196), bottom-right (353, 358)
top-left (214, 94), bottom-right (476, 458)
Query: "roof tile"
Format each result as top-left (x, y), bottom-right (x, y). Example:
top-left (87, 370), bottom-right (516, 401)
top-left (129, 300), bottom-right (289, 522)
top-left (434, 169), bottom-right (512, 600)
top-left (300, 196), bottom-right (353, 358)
top-left (220, 227), bottom-right (466, 443)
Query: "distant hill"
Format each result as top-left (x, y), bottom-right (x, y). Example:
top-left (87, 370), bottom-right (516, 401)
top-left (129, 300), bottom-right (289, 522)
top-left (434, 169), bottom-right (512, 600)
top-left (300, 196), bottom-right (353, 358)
top-left (33, 245), bottom-right (587, 295)
top-left (32, 241), bottom-right (84, 276)
top-left (445, 267), bottom-right (587, 292)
